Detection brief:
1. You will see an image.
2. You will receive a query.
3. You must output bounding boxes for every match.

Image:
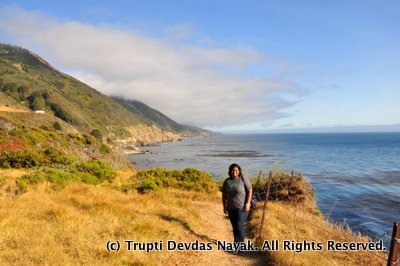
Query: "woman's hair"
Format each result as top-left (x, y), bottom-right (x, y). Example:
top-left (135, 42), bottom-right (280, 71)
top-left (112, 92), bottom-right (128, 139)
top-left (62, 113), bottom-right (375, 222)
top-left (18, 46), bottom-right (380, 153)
top-left (228, 163), bottom-right (243, 178)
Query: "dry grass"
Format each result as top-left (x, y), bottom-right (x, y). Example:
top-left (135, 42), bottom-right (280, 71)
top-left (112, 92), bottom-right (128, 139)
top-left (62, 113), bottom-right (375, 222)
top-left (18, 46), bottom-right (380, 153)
top-left (0, 105), bottom-right (30, 113)
top-left (0, 168), bottom-right (388, 266)
top-left (0, 168), bottom-right (27, 191)
top-left (0, 168), bottom-right (27, 179)
top-left (250, 202), bottom-right (386, 265)
top-left (0, 178), bottom-right (220, 266)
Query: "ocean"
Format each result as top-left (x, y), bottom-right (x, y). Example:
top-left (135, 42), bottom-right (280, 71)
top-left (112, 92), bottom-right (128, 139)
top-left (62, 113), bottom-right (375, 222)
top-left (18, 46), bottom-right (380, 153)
top-left (127, 133), bottom-right (400, 242)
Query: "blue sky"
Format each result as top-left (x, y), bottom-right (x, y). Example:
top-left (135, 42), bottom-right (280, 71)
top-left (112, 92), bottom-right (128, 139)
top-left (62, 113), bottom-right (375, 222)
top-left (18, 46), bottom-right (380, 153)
top-left (0, 1), bottom-right (399, 132)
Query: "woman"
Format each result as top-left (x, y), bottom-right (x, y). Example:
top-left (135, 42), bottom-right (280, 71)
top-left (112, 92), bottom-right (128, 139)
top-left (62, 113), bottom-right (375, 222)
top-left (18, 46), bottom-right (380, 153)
top-left (222, 163), bottom-right (253, 245)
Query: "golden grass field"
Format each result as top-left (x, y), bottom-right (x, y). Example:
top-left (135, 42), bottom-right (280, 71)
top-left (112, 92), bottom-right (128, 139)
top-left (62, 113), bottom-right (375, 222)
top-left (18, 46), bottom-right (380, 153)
top-left (250, 201), bottom-right (387, 265)
top-left (0, 168), bottom-right (222, 265)
top-left (0, 169), bottom-right (388, 266)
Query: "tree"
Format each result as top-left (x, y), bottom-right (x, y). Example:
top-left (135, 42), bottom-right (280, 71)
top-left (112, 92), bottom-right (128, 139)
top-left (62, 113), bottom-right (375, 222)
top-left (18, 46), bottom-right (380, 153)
top-left (49, 103), bottom-right (72, 122)
top-left (27, 91), bottom-right (45, 111)
top-left (53, 122), bottom-right (62, 130)
top-left (90, 129), bottom-right (102, 140)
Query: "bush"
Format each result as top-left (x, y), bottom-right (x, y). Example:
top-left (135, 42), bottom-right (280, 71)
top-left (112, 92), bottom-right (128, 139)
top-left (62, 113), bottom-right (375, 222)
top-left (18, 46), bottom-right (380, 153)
top-left (15, 178), bottom-right (27, 192)
top-left (90, 129), bottom-right (102, 140)
top-left (49, 103), bottom-right (72, 123)
top-left (21, 168), bottom-right (77, 190)
top-left (43, 147), bottom-right (76, 165)
top-left (66, 133), bottom-right (96, 146)
top-left (135, 167), bottom-right (217, 193)
top-left (74, 160), bottom-right (115, 183)
top-left (19, 160), bottom-right (116, 189)
top-left (120, 183), bottom-right (136, 193)
top-left (252, 171), bottom-right (315, 204)
top-left (0, 148), bottom-right (76, 169)
top-left (53, 122), bottom-right (62, 130)
top-left (22, 170), bottom-right (46, 184)
top-left (137, 179), bottom-right (161, 193)
top-left (0, 150), bottom-right (42, 168)
top-left (79, 172), bottom-right (101, 185)
top-left (83, 134), bottom-right (95, 145)
top-left (99, 143), bottom-right (111, 155)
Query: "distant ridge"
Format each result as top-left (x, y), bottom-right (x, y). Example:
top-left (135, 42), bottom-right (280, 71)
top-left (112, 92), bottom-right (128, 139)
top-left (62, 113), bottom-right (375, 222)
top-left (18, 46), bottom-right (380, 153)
top-left (111, 96), bottom-right (186, 132)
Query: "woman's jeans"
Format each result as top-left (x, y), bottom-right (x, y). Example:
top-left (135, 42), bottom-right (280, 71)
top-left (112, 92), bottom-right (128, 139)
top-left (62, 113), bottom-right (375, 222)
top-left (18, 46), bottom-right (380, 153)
top-left (227, 208), bottom-right (249, 243)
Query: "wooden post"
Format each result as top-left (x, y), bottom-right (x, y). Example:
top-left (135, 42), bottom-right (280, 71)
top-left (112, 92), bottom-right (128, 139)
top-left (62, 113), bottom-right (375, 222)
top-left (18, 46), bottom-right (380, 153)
top-left (388, 222), bottom-right (400, 266)
top-left (255, 170), bottom-right (262, 200)
top-left (257, 171), bottom-right (272, 242)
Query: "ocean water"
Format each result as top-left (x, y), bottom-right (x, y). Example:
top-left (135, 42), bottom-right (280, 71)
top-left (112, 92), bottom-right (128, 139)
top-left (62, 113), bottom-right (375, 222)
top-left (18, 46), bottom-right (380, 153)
top-left (128, 133), bottom-right (400, 242)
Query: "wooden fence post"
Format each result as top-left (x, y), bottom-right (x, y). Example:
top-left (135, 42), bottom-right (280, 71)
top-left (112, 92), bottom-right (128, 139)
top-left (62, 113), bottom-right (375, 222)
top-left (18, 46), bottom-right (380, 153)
top-left (388, 222), bottom-right (400, 266)
top-left (257, 171), bottom-right (272, 241)
top-left (255, 170), bottom-right (262, 200)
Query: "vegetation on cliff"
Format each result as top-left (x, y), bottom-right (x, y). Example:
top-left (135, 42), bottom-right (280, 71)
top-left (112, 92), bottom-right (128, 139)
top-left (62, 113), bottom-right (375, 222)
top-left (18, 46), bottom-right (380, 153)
top-left (0, 43), bottom-right (207, 147)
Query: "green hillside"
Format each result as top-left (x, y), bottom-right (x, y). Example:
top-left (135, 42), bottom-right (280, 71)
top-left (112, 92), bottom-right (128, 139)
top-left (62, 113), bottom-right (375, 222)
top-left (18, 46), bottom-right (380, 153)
top-left (112, 96), bottom-right (188, 132)
top-left (0, 43), bottom-right (203, 142)
top-left (0, 43), bottom-right (208, 193)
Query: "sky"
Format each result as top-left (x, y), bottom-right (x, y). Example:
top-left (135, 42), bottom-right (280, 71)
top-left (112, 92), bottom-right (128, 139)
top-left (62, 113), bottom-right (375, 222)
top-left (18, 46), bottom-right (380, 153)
top-left (0, 1), bottom-right (399, 133)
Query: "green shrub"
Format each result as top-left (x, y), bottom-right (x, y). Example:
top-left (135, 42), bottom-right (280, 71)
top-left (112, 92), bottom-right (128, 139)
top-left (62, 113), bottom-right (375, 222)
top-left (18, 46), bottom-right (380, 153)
top-left (15, 178), bottom-right (27, 192)
top-left (0, 148), bottom-right (76, 169)
top-left (137, 179), bottom-right (161, 193)
top-left (53, 122), bottom-right (62, 130)
top-left (21, 168), bottom-right (75, 190)
top-left (83, 134), bottom-right (95, 145)
top-left (65, 133), bottom-right (98, 147)
top-left (0, 151), bottom-right (42, 168)
top-left (99, 143), bottom-right (112, 155)
top-left (43, 147), bottom-right (76, 165)
top-left (134, 167), bottom-right (217, 193)
top-left (22, 170), bottom-right (46, 184)
top-left (120, 183), bottom-right (136, 193)
top-left (252, 171), bottom-right (315, 204)
top-left (74, 160), bottom-right (115, 183)
top-left (20, 161), bottom-right (115, 189)
top-left (90, 129), bottom-right (102, 140)
top-left (46, 168), bottom-right (80, 185)
top-left (79, 172), bottom-right (101, 185)
top-left (49, 102), bottom-right (73, 123)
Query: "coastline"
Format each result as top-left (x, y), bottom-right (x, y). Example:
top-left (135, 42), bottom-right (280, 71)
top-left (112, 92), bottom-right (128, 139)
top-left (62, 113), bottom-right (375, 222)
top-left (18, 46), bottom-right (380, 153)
top-left (0, 133), bottom-right (390, 265)
top-left (119, 130), bottom-right (213, 155)
top-left (125, 132), bottom-right (400, 243)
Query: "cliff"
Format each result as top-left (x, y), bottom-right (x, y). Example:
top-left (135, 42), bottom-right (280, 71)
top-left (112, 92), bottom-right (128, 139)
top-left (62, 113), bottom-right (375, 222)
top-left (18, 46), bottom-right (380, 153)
top-left (0, 43), bottom-right (208, 149)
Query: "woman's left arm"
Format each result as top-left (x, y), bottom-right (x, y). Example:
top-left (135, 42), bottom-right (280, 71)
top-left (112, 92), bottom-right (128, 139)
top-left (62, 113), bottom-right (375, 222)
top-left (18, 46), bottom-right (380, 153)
top-left (244, 188), bottom-right (252, 212)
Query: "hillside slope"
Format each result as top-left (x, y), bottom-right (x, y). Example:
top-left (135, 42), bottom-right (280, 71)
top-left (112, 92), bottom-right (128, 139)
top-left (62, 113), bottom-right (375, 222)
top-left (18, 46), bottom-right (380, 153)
top-left (0, 43), bottom-right (206, 147)
top-left (112, 96), bottom-right (187, 133)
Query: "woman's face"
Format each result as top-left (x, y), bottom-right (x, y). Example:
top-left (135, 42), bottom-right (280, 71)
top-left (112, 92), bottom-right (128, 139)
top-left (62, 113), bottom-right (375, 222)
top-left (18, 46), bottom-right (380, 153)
top-left (231, 167), bottom-right (240, 178)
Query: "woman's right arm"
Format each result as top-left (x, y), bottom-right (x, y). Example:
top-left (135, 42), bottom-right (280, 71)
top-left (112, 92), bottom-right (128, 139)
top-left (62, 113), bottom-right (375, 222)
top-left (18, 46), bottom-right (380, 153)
top-left (222, 180), bottom-right (228, 214)
top-left (222, 192), bottom-right (227, 214)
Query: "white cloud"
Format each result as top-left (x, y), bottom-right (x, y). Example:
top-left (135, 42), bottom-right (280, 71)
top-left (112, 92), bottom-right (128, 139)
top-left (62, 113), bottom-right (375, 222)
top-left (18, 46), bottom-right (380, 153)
top-left (0, 6), bottom-right (305, 128)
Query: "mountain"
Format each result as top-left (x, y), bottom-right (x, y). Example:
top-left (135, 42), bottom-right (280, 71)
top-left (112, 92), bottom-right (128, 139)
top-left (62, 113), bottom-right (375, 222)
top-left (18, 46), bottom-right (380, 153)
top-left (111, 96), bottom-right (203, 133)
top-left (111, 97), bottom-right (215, 137)
top-left (0, 43), bottom-right (207, 147)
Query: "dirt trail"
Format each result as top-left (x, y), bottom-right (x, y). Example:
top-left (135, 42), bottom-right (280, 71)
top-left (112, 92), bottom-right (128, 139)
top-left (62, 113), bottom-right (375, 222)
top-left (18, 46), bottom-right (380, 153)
top-left (0, 105), bottom-right (30, 113)
top-left (187, 201), bottom-right (270, 266)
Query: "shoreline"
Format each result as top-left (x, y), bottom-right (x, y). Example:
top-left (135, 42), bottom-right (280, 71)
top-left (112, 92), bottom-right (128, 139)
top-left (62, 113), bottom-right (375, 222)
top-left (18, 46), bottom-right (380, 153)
top-left (123, 133), bottom-right (398, 245)
top-left (120, 133), bottom-right (212, 155)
